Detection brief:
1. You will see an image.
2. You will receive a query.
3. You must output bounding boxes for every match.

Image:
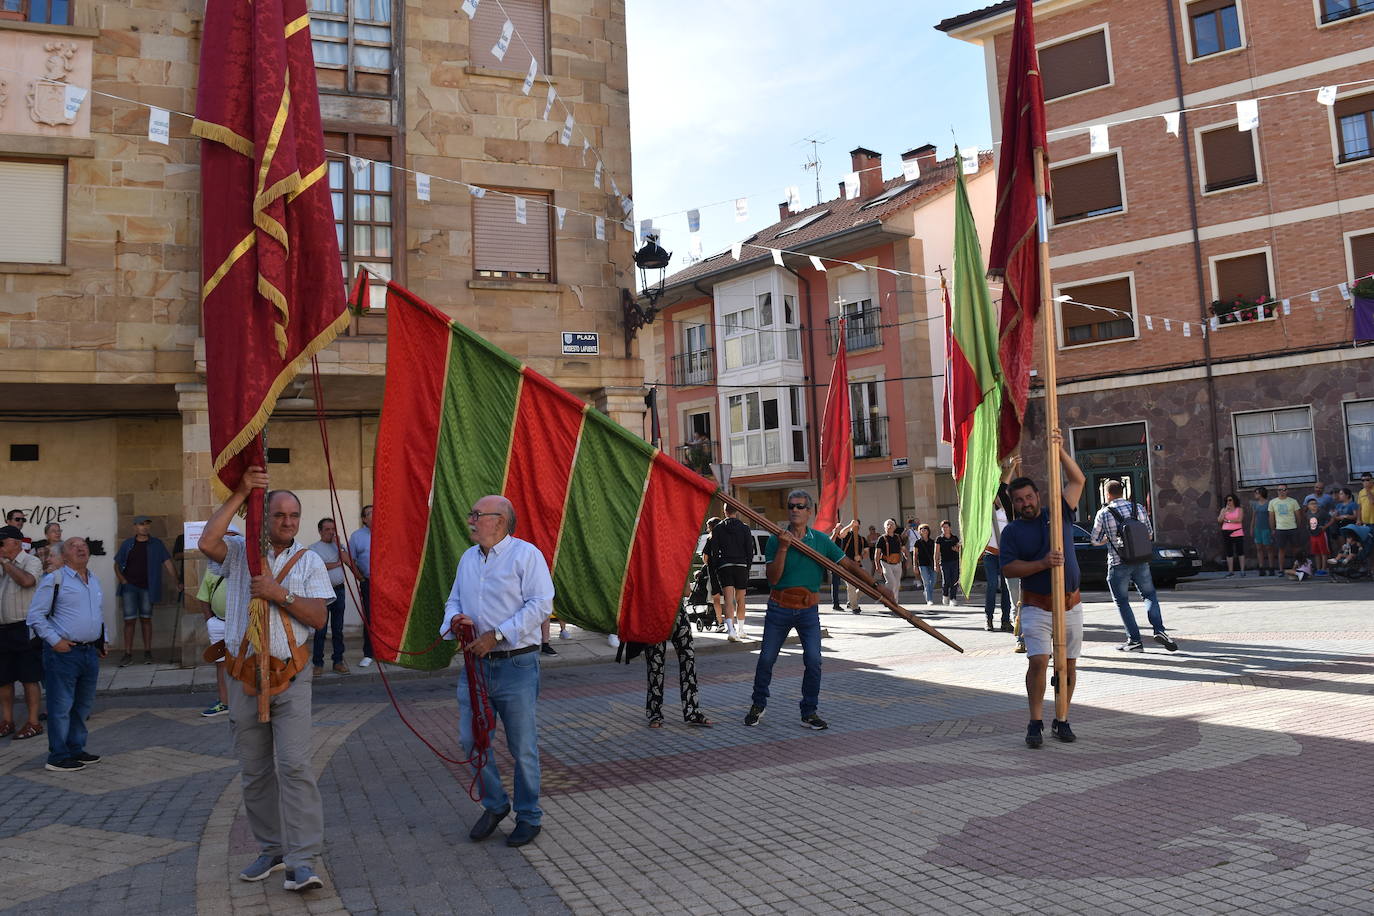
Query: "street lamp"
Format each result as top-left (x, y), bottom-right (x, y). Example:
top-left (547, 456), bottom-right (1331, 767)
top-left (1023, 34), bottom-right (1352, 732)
top-left (624, 236), bottom-right (672, 349)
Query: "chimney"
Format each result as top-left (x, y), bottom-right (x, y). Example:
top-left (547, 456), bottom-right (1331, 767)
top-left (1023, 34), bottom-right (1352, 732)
top-left (779, 201), bottom-right (792, 220)
top-left (850, 146), bottom-right (883, 199)
top-left (901, 144), bottom-right (938, 180)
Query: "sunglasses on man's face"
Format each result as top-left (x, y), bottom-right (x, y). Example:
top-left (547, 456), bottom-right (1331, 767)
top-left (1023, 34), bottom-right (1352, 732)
top-left (787, 503), bottom-right (809, 511)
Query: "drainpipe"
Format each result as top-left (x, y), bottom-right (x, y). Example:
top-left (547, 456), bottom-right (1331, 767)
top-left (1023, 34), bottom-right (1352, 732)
top-left (693, 280), bottom-right (722, 503)
top-left (1165, 3), bottom-right (1226, 518)
top-left (783, 264), bottom-right (822, 490)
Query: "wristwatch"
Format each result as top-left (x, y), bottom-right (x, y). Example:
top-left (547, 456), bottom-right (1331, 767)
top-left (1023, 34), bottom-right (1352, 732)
top-left (492, 629), bottom-right (504, 643)
top-left (283, 592), bottom-right (296, 606)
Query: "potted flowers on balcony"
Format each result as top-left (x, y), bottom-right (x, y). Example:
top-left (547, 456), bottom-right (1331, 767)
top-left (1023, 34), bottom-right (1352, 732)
top-left (1210, 294), bottom-right (1276, 325)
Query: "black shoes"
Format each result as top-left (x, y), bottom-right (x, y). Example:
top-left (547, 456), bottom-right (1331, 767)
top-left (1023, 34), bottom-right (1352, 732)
top-left (1025, 720), bottom-right (1043, 748)
top-left (1118, 640), bottom-right (1144, 652)
top-left (72, 752), bottom-right (101, 764)
top-left (743, 704), bottom-right (765, 727)
top-left (540, 643), bottom-right (557, 656)
top-left (468, 805), bottom-right (510, 841)
top-left (800, 713), bottom-right (829, 730)
top-left (1000, 622), bottom-right (1015, 633)
top-left (1152, 631), bottom-right (1179, 652)
top-left (986, 623), bottom-right (995, 631)
top-left (506, 822), bottom-right (541, 847)
top-left (1051, 719), bottom-right (1076, 743)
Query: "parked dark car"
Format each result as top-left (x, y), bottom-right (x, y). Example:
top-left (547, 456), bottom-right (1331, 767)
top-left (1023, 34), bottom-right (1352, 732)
top-left (1070, 524), bottom-right (1202, 588)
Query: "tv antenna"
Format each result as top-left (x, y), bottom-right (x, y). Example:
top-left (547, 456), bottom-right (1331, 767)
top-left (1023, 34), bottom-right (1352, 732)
top-left (795, 134), bottom-right (831, 206)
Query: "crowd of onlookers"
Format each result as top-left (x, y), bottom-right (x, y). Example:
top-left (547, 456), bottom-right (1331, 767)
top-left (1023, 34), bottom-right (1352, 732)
top-left (1223, 474), bottom-right (1373, 580)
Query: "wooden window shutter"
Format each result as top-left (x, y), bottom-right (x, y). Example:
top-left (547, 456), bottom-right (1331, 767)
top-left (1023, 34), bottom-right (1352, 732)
top-left (1061, 277), bottom-right (1132, 330)
top-left (1351, 233), bottom-right (1374, 279)
top-left (1215, 253), bottom-right (1270, 300)
top-left (1040, 31), bottom-right (1110, 101)
top-left (1188, 0), bottom-right (1236, 17)
top-left (1051, 155), bottom-right (1122, 223)
top-left (1200, 125), bottom-right (1257, 191)
top-left (473, 189), bottom-right (552, 276)
top-left (0, 160), bottom-right (65, 264)
top-left (471, 0), bottom-right (547, 69)
top-left (1334, 92), bottom-right (1374, 120)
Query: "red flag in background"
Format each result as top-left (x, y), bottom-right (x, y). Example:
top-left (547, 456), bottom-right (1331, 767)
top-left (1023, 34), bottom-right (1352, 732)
top-left (193, 0), bottom-right (350, 499)
top-left (985, 0), bottom-right (1050, 460)
top-left (939, 279), bottom-right (955, 450)
top-left (815, 321), bottom-right (853, 533)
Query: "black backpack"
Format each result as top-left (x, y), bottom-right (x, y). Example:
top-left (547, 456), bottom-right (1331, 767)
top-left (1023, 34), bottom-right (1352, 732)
top-left (710, 517), bottom-right (754, 564)
top-left (1106, 504), bottom-right (1153, 564)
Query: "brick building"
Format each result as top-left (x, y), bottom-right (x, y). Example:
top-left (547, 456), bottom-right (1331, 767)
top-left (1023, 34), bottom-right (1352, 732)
top-left (938, 0), bottom-right (1374, 559)
top-left (648, 145), bottom-right (995, 528)
top-left (0, 0), bottom-right (641, 654)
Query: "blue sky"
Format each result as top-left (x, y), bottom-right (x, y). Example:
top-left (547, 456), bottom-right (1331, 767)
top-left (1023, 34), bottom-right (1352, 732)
top-left (625, 0), bottom-right (995, 264)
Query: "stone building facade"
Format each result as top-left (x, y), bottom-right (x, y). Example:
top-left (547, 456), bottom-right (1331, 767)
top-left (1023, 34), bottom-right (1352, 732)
top-left (0, 0), bottom-right (642, 655)
top-left (939, 0), bottom-right (1374, 560)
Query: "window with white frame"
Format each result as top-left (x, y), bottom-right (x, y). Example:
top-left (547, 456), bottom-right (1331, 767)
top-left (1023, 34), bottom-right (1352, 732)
top-left (1345, 400), bottom-right (1374, 476)
top-left (722, 306), bottom-right (758, 370)
top-left (850, 378), bottom-right (888, 459)
top-left (1234, 406), bottom-right (1316, 486)
top-left (1320, 0), bottom-right (1374, 25)
top-left (1187, 0), bottom-right (1242, 58)
top-left (727, 390), bottom-right (789, 469)
top-left (788, 387), bottom-right (806, 463)
top-left (1334, 92), bottom-right (1374, 164)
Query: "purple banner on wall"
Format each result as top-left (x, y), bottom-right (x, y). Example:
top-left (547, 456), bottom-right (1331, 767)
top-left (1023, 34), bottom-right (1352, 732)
top-left (1356, 297), bottom-right (1374, 342)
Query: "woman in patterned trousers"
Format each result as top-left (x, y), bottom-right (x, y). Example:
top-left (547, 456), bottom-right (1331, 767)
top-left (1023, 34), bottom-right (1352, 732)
top-left (645, 607), bottom-right (714, 728)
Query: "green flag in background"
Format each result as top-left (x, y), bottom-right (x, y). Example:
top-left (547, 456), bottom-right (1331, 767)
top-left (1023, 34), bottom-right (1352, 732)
top-left (947, 149), bottom-right (1005, 596)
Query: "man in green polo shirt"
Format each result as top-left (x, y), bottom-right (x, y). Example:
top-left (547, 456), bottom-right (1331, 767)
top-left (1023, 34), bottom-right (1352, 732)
top-left (744, 489), bottom-right (892, 730)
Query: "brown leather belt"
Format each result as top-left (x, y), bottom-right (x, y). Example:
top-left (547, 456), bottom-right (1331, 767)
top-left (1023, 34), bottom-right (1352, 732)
top-left (769, 587), bottom-right (819, 610)
top-left (485, 644), bottom-right (539, 660)
top-left (1021, 589), bottom-right (1081, 612)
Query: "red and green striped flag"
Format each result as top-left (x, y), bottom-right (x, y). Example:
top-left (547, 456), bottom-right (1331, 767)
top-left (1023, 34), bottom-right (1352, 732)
top-left (948, 149), bottom-right (1005, 595)
top-left (370, 280), bottom-right (718, 670)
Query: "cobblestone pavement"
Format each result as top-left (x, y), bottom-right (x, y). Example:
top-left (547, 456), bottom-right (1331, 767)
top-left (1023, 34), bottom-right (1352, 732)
top-left (3, 576), bottom-right (1373, 915)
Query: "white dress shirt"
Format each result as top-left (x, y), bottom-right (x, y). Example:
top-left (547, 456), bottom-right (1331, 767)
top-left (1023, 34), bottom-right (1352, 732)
top-left (220, 535), bottom-right (335, 660)
top-left (439, 536), bottom-right (554, 650)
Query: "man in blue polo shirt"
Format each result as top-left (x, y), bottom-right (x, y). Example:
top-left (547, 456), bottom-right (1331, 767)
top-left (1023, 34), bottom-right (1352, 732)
top-left (1000, 445), bottom-right (1086, 749)
top-left (744, 489), bottom-right (892, 730)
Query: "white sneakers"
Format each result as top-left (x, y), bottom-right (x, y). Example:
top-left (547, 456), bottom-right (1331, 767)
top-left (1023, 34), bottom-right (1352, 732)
top-left (607, 634), bottom-right (620, 648)
top-left (359, 656), bottom-right (374, 667)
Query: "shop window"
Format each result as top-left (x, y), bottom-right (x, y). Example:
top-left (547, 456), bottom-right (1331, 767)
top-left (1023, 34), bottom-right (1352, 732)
top-left (309, 0), bottom-right (394, 96)
top-left (1050, 154), bottom-right (1123, 224)
top-left (1199, 124), bottom-right (1259, 192)
top-left (473, 188), bottom-right (553, 281)
top-left (1040, 29), bottom-right (1110, 101)
top-left (0, 159), bottom-right (65, 265)
top-left (1058, 276), bottom-right (1135, 347)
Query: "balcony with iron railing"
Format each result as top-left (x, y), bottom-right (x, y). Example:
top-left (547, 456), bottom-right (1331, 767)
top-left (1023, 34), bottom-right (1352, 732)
top-left (827, 307), bottom-right (883, 354)
top-left (853, 416), bottom-right (889, 459)
top-left (675, 438), bottom-right (718, 477)
top-left (671, 348), bottom-right (715, 386)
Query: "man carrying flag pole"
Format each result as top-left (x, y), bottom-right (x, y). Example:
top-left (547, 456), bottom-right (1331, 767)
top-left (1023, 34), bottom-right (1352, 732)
top-left (984, 0), bottom-right (1078, 729)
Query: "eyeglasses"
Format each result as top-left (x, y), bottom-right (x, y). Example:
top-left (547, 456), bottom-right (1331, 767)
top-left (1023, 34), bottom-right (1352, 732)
top-left (467, 511), bottom-right (504, 520)
top-left (787, 503), bottom-right (809, 511)
top-left (11, 518), bottom-right (25, 524)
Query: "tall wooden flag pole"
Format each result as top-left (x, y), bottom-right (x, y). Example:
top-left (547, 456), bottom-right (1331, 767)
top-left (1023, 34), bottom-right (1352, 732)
top-left (1032, 149), bottom-right (1068, 724)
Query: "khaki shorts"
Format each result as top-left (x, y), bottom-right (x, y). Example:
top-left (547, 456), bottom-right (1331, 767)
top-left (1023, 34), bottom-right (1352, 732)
top-left (1020, 603), bottom-right (1083, 659)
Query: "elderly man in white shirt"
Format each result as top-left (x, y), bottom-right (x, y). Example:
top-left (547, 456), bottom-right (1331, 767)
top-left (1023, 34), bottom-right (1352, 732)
top-left (440, 494), bottom-right (554, 849)
top-left (200, 466), bottom-right (335, 893)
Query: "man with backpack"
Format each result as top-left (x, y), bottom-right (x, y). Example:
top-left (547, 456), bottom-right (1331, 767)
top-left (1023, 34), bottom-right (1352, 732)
top-left (1090, 480), bottom-right (1177, 653)
top-left (708, 504), bottom-right (754, 641)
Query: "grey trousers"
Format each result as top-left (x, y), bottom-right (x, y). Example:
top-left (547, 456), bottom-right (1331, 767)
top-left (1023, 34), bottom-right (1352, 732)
top-left (228, 670), bottom-right (323, 869)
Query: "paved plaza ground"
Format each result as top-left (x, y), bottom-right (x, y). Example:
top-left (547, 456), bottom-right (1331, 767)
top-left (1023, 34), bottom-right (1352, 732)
top-left (3, 573), bottom-right (1372, 915)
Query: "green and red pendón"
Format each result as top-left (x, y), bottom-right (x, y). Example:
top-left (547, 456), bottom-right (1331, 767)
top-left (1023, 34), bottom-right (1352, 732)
top-left (368, 281), bottom-right (718, 670)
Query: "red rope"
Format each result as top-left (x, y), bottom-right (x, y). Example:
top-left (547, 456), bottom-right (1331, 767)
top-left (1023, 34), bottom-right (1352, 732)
top-left (307, 358), bottom-right (493, 799)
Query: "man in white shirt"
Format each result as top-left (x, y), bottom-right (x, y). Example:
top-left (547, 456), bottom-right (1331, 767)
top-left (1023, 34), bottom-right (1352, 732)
top-left (348, 505), bottom-right (374, 666)
top-left (440, 494), bottom-right (554, 849)
top-left (309, 518), bottom-right (355, 675)
top-left (199, 466), bottom-right (335, 893)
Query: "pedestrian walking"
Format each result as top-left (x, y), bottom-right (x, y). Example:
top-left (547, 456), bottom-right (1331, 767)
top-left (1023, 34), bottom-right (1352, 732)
top-left (708, 505), bottom-right (754, 641)
top-left (348, 505), bottom-right (374, 666)
top-left (1249, 487), bottom-right (1274, 575)
top-left (441, 495), bottom-right (553, 848)
top-left (912, 523), bottom-right (937, 606)
top-left (935, 521), bottom-right (961, 605)
top-left (1217, 494), bottom-right (1247, 577)
top-left (27, 537), bottom-right (106, 771)
top-left (1091, 480), bottom-right (1178, 653)
top-left (834, 520), bottom-right (870, 613)
top-left (874, 519), bottom-right (906, 595)
top-left (199, 467), bottom-right (335, 893)
top-left (745, 490), bottom-right (891, 730)
top-left (643, 606), bottom-right (713, 728)
top-left (1000, 444), bottom-right (1086, 748)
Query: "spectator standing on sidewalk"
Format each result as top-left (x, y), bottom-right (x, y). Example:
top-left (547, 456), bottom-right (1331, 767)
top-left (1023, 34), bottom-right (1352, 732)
top-left (309, 518), bottom-right (356, 675)
top-left (903, 518), bottom-right (920, 581)
top-left (1304, 498), bottom-right (1331, 575)
top-left (833, 520), bottom-right (870, 614)
top-left (1217, 494), bottom-right (1247, 577)
top-left (1358, 473), bottom-right (1374, 524)
top-left (113, 516), bottom-right (181, 666)
top-left (1268, 485), bottom-right (1301, 573)
top-left (27, 537), bottom-right (106, 772)
top-left (1000, 445), bottom-right (1087, 748)
top-left (912, 523), bottom-right (937, 606)
top-left (348, 505), bottom-right (374, 667)
top-left (195, 564), bottom-right (231, 718)
top-left (1091, 480), bottom-right (1178, 654)
top-left (1249, 487), bottom-right (1274, 576)
top-left (935, 521), bottom-right (961, 606)
top-left (0, 525), bottom-right (44, 742)
top-left (874, 519), bottom-right (905, 594)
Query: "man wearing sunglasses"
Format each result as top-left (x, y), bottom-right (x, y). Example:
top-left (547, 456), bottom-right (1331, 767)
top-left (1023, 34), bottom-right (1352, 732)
top-left (744, 490), bottom-right (893, 730)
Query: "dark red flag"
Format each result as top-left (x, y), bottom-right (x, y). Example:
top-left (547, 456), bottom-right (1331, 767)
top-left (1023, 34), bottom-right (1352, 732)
top-left (815, 321), bottom-right (853, 533)
top-left (193, 0), bottom-right (350, 500)
top-left (985, 0), bottom-right (1049, 460)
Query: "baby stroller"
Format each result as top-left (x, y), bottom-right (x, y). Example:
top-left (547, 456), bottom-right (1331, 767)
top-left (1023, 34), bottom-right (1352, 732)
top-left (1330, 524), bottom-right (1372, 582)
top-left (684, 564), bottom-right (717, 631)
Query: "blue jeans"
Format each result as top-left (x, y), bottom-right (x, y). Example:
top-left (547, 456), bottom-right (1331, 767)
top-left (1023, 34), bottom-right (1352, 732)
top-left (358, 579), bottom-right (374, 658)
top-left (830, 575), bottom-right (842, 607)
top-left (43, 643), bottom-right (100, 765)
top-left (1107, 561), bottom-right (1165, 643)
top-left (940, 561), bottom-right (960, 600)
top-left (918, 566), bottom-right (936, 604)
top-left (313, 585), bottom-right (346, 666)
top-left (458, 651), bottom-right (542, 826)
top-left (982, 552), bottom-right (1011, 626)
top-left (120, 585), bottom-right (153, 620)
top-left (750, 600), bottom-right (823, 717)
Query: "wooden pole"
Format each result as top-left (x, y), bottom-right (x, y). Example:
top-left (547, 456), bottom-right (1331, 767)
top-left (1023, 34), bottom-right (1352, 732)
top-left (255, 433), bottom-right (271, 723)
top-left (717, 490), bottom-right (963, 653)
top-left (1033, 147), bottom-right (1069, 723)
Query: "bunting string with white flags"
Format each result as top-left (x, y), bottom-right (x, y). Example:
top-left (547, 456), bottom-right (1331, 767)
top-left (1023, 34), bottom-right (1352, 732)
top-left (1088, 123), bottom-right (1109, 154)
top-left (735, 198), bottom-right (749, 222)
top-left (843, 171), bottom-right (860, 199)
top-left (521, 56), bottom-right (538, 95)
top-left (147, 106), bottom-right (170, 145)
top-left (1236, 98), bottom-right (1260, 132)
top-left (491, 18), bottom-right (514, 61)
top-left (416, 172), bottom-right (431, 202)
